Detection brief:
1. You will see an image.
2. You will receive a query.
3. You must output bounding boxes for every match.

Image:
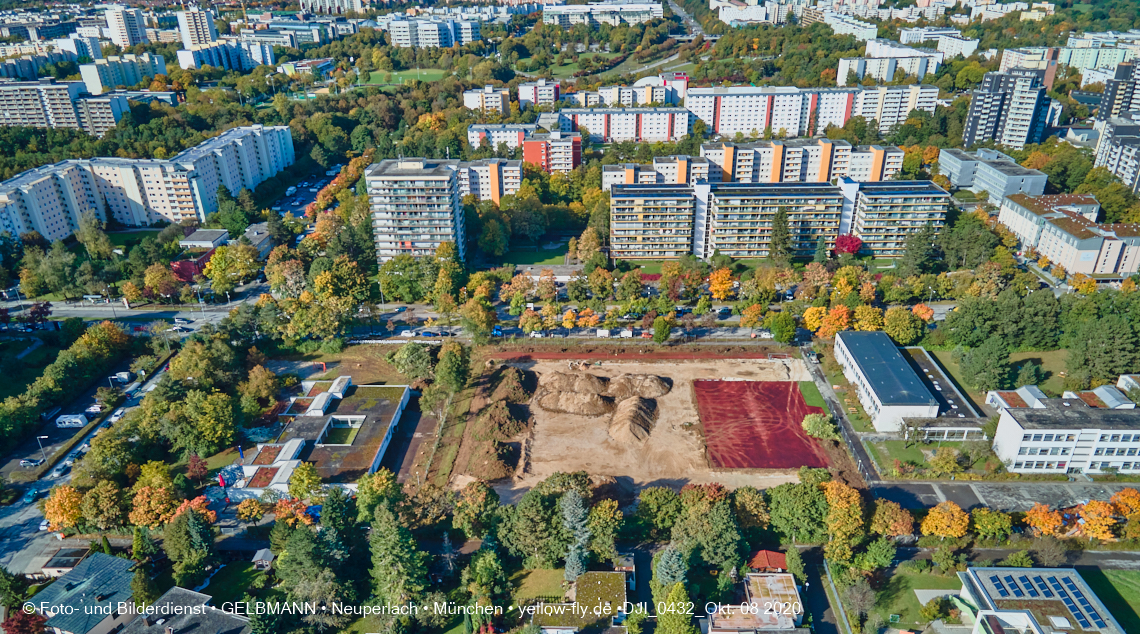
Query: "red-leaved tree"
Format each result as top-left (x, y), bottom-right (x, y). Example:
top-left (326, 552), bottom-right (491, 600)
top-left (835, 234), bottom-right (863, 255)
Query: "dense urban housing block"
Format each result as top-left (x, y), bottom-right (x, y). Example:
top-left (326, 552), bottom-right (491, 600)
top-left (364, 158), bottom-right (467, 263)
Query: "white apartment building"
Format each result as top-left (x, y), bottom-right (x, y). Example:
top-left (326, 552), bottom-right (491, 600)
top-left (700, 140), bottom-right (904, 184)
top-left (542, 3), bottom-right (663, 27)
top-left (838, 43), bottom-right (941, 85)
top-left (996, 193), bottom-right (1101, 249)
top-left (177, 40), bottom-right (274, 71)
top-left (74, 93), bottom-right (131, 137)
top-left (80, 53), bottom-right (167, 95)
top-left (0, 78), bottom-right (128, 137)
top-left (565, 72), bottom-right (687, 108)
top-left (518, 79), bottom-right (559, 108)
top-left (601, 155), bottom-right (712, 191)
top-left (105, 6), bottom-right (147, 48)
top-left (454, 158), bottom-right (522, 205)
top-left (0, 125), bottom-right (294, 242)
top-left (800, 9), bottom-right (878, 41)
top-left (899, 26), bottom-right (979, 57)
top-left (301, 0), bottom-right (367, 14)
top-left (467, 124), bottom-right (538, 150)
top-left (388, 19), bottom-right (480, 48)
top-left (364, 158), bottom-right (467, 263)
top-left (176, 8), bottom-right (217, 49)
top-left (834, 331), bottom-right (940, 432)
top-left (558, 107), bottom-right (692, 142)
top-left (852, 84), bottom-right (939, 132)
top-left (462, 85), bottom-right (510, 114)
top-left (838, 178), bottom-right (950, 257)
top-left (685, 86), bottom-right (859, 138)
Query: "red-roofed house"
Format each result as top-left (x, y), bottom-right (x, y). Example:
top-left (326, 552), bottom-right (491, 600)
top-left (746, 550), bottom-right (787, 573)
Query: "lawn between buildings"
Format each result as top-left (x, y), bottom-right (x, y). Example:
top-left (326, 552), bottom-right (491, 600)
top-left (870, 568), bottom-right (964, 629)
top-left (1080, 568), bottom-right (1140, 632)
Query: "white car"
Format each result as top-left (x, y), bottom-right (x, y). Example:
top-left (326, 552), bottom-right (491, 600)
top-left (109, 408), bottom-right (126, 423)
top-left (529, 331), bottom-right (545, 338)
top-left (399, 330), bottom-right (416, 337)
top-left (85, 404), bottom-right (102, 414)
top-left (39, 519), bottom-right (49, 531)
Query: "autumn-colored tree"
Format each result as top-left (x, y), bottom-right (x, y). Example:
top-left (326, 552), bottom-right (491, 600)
top-left (870, 499), bottom-right (913, 537)
top-left (921, 501), bottom-right (969, 540)
top-left (1051, 264), bottom-right (1067, 280)
top-left (708, 268), bottom-right (735, 301)
top-left (519, 309), bottom-right (542, 333)
top-left (1079, 500), bottom-right (1118, 540)
top-left (1037, 256), bottom-right (1051, 269)
top-left (274, 497), bottom-right (314, 526)
top-left (1070, 273), bottom-right (1097, 295)
top-left (883, 306), bottom-right (923, 345)
top-left (1112, 488), bottom-right (1140, 517)
top-left (912, 303), bottom-right (935, 322)
top-left (562, 309), bottom-right (577, 331)
top-left (121, 281), bottom-right (143, 303)
top-left (858, 281), bottom-right (877, 304)
top-left (186, 454), bottom-right (209, 481)
top-left (576, 308), bottom-right (601, 329)
top-left (536, 269), bottom-right (557, 301)
top-left (802, 262), bottom-right (832, 291)
top-left (1, 610), bottom-right (47, 634)
top-left (971, 507), bottom-right (1013, 540)
top-left (81, 480), bottom-right (125, 530)
top-left (236, 498), bottom-right (264, 523)
top-left (740, 304), bottom-right (766, 331)
top-left (128, 486), bottom-right (179, 529)
top-left (143, 263), bottom-right (179, 298)
top-left (818, 305), bottom-right (852, 339)
top-left (821, 481), bottom-right (865, 563)
top-left (853, 305), bottom-right (883, 331)
top-left (1024, 503), bottom-right (1063, 537)
top-left (44, 485), bottom-right (83, 531)
top-left (802, 306), bottom-right (827, 332)
top-left (835, 234), bottom-right (862, 255)
top-left (172, 496), bottom-right (218, 524)
top-left (498, 274), bottom-right (534, 303)
top-left (588, 267), bottom-right (614, 300)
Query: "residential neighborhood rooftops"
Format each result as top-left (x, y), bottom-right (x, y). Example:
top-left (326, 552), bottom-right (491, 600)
top-left (708, 573), bottom-right (803, 632)
top-left (121, 587), bottom-right (251, 634)
top-left (178, 228), bottom-right (229, 247)
top-left (1005, 192), bottom-right (1100, 217)
top-left (33, 553), bottom-right (134, 634)
top-left (746, 549), bottom-right (787, 571)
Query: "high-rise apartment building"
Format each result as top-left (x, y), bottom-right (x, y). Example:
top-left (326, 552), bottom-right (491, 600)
top-left (1100, 62), bottom-right (1140, 119)
top-left (542, 3), bottom-right (663, 27)
top-left (177, 40), bottom-right (274, 71)
top-left (455, 158), bottom-right (522, 206)
top-left (388, 19), bottom-right (480, 48)
top-left (685, 86), bottom-right (858, 138)
top-left (522, 131), bottom-right (583, 174)
top-left (0, 125), bottom-right (294, 242)
top-left (601, 156), bottom-right (713, 191)
top-left (838, 178), bottom-right (951, 257)
top-left (467, 124), bottom-right (538, 150)
top-left (0, 78), bottom-right (129, 137)
top-left (79, 53), bottom-right (167, 95)
top-left (963, 68), bottom-right (1051, 150)
top-left (517, 79), bottom-right (560, 108)
top-left (700, 140), bottom-right (904, 184)
top-left (852, 84), bottom-right (939, 133)
top-left (610, 185), bottom-right (698, 260)
top-left (462, 85), bottom-right (511, 114)
top-left (301, 0), bottom-right (367, 14)
top-left (105, 6), bottom-right (148, 48)
top-left (557, 108), bottom-right (692, 142)
top-left (364, 158), bottom-right (467, 263)
top-left (176, 8), bottom-right (217, 49)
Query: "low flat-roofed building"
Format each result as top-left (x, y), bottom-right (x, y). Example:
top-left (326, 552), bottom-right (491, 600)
top-left (707, 573), bottom-right (806, 633)
top-left (938, 148), bottom-right (1047, 205)
top-left (179, 228), bottom-right (229, 249)
top-left (958, 567), bottom-right (1125, 634)
top-left (834, 331), bottom-right (940, 432)
top-left (241, 221), bottom-right (273, 259)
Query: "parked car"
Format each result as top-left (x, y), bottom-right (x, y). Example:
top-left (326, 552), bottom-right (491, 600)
top-left (620, 329), bottom-right (634, 338)
top-left (85, 404), bottom-right (103, 414)
top-left (39, 519), bottom-right (50, 531)
top-left (168, 325), bottom-right (192, 333)
top-left (491, 325), bottom-right (503, 337)
top-left (62, 453), bottom-right (78, 466)
top-left (420, 331), bottom-right (440, 337)
top-left (50, 465), bottom-right (69, 478)
top-left (399, 330), bottom-right (416, 337)
top-left (622, 313), bottom-right (641, 320)
top-left (20, 458), bottom-right (43, 468)
top-left (529, 331), bottom-right (545, 338)
top-left (717, 307), bottom-right (732, 318)
top-left (393, 306), bottom-right (408, 313)
top-left (173, 317), bottom-right (193, 324)
top-left (23, 489), bottom-right (38, 504)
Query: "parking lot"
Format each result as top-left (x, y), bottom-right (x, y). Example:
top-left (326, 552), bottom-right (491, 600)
top-left (268, 167), bottom-right (342, 219)
top-left (902, 346), bottom-right (983, 418)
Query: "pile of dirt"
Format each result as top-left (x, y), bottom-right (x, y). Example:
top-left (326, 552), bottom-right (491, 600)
top-left (607, 397), bottom-right (658, 443)
top-left (490, 366), bottom-right (534, 404)
top-left (605, 374), bottom-right (672, 401)
top-left (473, 401), bottom-right (530, 441)
top-left (538, 372), bottom-right (609, 394)
top-left (467, 439), bottom-right (515, 481)
top-left (536, 390), bottom-right (615, 416)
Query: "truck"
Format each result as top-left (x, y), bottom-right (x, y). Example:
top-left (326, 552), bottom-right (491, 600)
top-left (56, 414), bottom-right (88, 428)
top-left (620, 329), bottom-right (634, 338)
top-left (597, 329), bottom-right (611, 338)
top-left (285, 186), bottom-right (297, 196)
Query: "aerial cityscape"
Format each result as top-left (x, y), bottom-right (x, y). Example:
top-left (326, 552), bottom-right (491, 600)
top-left (3, 1), bottom-right (1140, 634)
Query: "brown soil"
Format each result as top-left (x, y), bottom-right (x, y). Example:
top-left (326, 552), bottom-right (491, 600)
top-left (608, 397), bottom-right (657, 443)
top-left (536, 390), bottom-right (615, 416)
top-left (467, 439), bottom-right (514, 481)
top-left (488, 345), bottom-right (790, 362)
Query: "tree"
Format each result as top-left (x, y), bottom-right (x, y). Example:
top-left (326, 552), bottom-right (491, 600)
top-left (578, 227), bottom-right (602, 262)
top-left (769, 207), bottom-right (791, 265)
top-left (143, 263), bottom-right (179, 299)
top-left (652, 316), bottom-right (671, 343)
top-left (131, 567), bottom-right (160, 607)
top-left (164, 509), bottom-right (215, 587)
top-left (204, 244), bottom-right (260, 295)
top-left (921, 501), bottom-right (969, 540)
top-left (898, 223), bottom-right (938, 277)
top-left (655, 545), bottom-right (687, 585)
top-left (1080, 500), bottom-right (1117, 540)
top-left (370, 502), bottom-right (428, 606)
top-left (957, 335), bottom-right (1011, 391)
top-left (388, 342), bottom-right (434, 379)
top-left (436, 342), bottom-right (470, 393)
top-left (999, 550), bottom-right (1034, 568)
top-left (636, 487), bottom-right (682, 539)
top-left (455, 481), bottom-right (499, 540)
top-left (802, 306), bottom-right (826, 332)
top-left (928, 447), bottom-right (963, 477)
top-left (81, 480), bottom-right (124, 530)
top-left (972, 508), bottom-right (1013, 540)
top-left (818, 305), bottom-right (852, 339)
top-left (802, 413), bottom-right (839, 440)
top-left (289, 462), bottom-right (324, 501)
top-left (1025, 503), bottom-right (1063, 537)
top-left (708, 268), bottom-right (734, 300)
top-left (587, 498), bottom-right (623, 564)
top-left (882, 306), bottom-right (923, 345)
top-left (767, 482), bottom-right (828, 544)
top-left (853, 305), bottom-right (883, 331)
top-left (44, 485), bottom-right (83, 531)
top-left (1, 610), bottom-right (46, 634)
top-left (564, 543), bottom-right (587, 582)
top-left (128, 486), bottom-right (179, 529)
top-left (76, 211), bottom-right (113, 261)
top-left (834, 234), bottom-right (862, 255)
top-left (821, 481), bottom-right (864, 563)
top-left (132, 526), bottom-right (159, 560)
top-left (1112, 488), bottom-right (1140, 517)
top-left (186, 454), bottom-right (209, 481)
top-left (657, 583), bottom-right (697, 634)
top-left (854, 537), bottom-right (896, 573)
top-left (870, 500), bottom-right (913, 537)
top-left (237, 498), bottom-right (264, 524)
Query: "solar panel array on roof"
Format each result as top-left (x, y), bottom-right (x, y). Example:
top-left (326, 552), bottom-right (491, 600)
top-left (1051, 576), bottom-right (1093, 629)
top-left (1018, 575), bottom-right (1039, 598)
top-left (1064, 578), bottom-right (1109, 628)
top-left (991, 575), bottom-right (1010, 598)
top-left (1031, 575), bottom-right (1054, 598)
top-left (1004, 575), bottom-right (1024, 598)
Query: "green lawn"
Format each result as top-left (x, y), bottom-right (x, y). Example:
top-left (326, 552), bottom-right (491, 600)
top-left (615, 259), bottom-right (666, 275)
top-left (799, 381), bottom-right (826, 409)
top-left (511, 568), bottom-right (566, 603)
top-left (324, 426), bottom-right (359, 445)
top-left (517, 52), bottom-right (621, 79)
top-left (1080, 569), bottom-right (1140, 632)
top-left (503, 248), bottom-right (566, 266)
top-left (1009, 349), bottom-right (1069, 396)
top-left (202, 562), bottom-right (261, 605)
top-left (867, 439), bottom-right (980, 473)
top-left (107, 229), bottom-right (162, 249)
top-left (365, 69), bottom-right (450, 84)
top-left (871, 570), bottom-right (964, 629)
top-left (0, 340), bottom-right (61, 401)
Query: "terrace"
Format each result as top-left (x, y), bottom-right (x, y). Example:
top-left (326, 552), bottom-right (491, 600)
top-left (532, 571), bottom-right (627, 631)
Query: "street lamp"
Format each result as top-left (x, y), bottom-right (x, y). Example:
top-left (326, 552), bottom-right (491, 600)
top-left (36, 435), bottom-right (48, 463)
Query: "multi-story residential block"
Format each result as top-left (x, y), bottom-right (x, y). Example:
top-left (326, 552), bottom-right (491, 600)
top-left (1100, 62), bottom-right (1140, 118)
top-left (454, 158), bottom-right (521, 205)
top-left (609, 184), bottom-right (697, 260)
top-left (963, 68), bottom-right (1051, 150)
top-left (542, 3), bottom-right (663, 27)
top-left (998, 46), bottom-right (1059, 87)
top-left (105, 6), bottom-right (148, 48)
top-left (997, 193), bottom-right (1101, 248)
top-left (0, 125), bottom-right (294, 242)
top-left (558, 107), bottom-right (692, 143)
top-left (388, 19), bottom-right (480, 48)
top-left (0, 78), bottom-right (130, 137)
top-left (852, 84), bottom-right (939, 132)
top-left (176, 8), bottom-right (217, 49)
top-left (518, 79), bottom-right (559, 108)
top-left (462, 85), bottom-right (510, 114)
top-left (565, 72), bottom-right (687, 108)
top-left (900, 27), bottom-right (979, 57)
top-left (301, 0), bottom-right (367, 14)
top-left (364, 158), bottom-right (466, 263)
top-left (990, 387), bottom-right (1140, 474)
top-left (717, 1), bottom-right (791, 26)
top-left (177, 40), bottom-right (274, 71)
top-left (685, 86), bottom-right (856, 138)
top-left (601, 156), bottom-right (712, 191)
top-left (801, 9), bottom-right (878, 41)
top-left (838, 40), bottom-right (942, 86)
top-left (834, 331), bottom-right (940, 432)
top-left (79, 53), bottom-right (167, 95)
top-left (467, 124), bottom-right (537, 150)
top-left (522, 131), bottom-right (582, 173)
top-left (55, 34), bottom-right (102, 60)
top-left (700, 140), bottom-right (904, 184)
top-left (838, 178), bottom-right (950, 257)
top-left (1035, 211), bottom-right (1140, 278)
top-left (938, 148), bottom-right (1048, 204)
top-left (1094, 114), bottom-right (1140, 192)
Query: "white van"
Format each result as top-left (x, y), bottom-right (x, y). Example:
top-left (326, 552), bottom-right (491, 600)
top-left (285, 186), bottom-right (297, 196)
top-left (56, 414), bottom-right (88, 428)
top-left (620, 329), bottom-right (634, 339)
top-left (597, 329), bottom-right (611, 338)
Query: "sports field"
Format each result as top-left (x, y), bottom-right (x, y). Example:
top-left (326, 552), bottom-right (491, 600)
top-left (693, 380), bottom-right (829, 469)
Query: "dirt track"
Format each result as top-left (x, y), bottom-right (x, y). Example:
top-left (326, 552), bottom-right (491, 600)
top-left (491, 357), bottom-right (813, 501)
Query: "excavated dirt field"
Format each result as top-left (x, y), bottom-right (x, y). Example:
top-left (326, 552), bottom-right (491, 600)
top-left (495, 357), bottom-right (814, 499)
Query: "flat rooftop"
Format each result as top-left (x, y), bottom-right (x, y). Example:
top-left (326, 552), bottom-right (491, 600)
top-left (366, 158), bottom-right (458, 179)
top-left (837, 331), bottom-right (939, 407)
top-left (1007, 397), bottom-right (1140, 431)
top-left (963, 567), bottom-right (1125, 634)
top-left (708, 573), bottom-right (802, 631)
